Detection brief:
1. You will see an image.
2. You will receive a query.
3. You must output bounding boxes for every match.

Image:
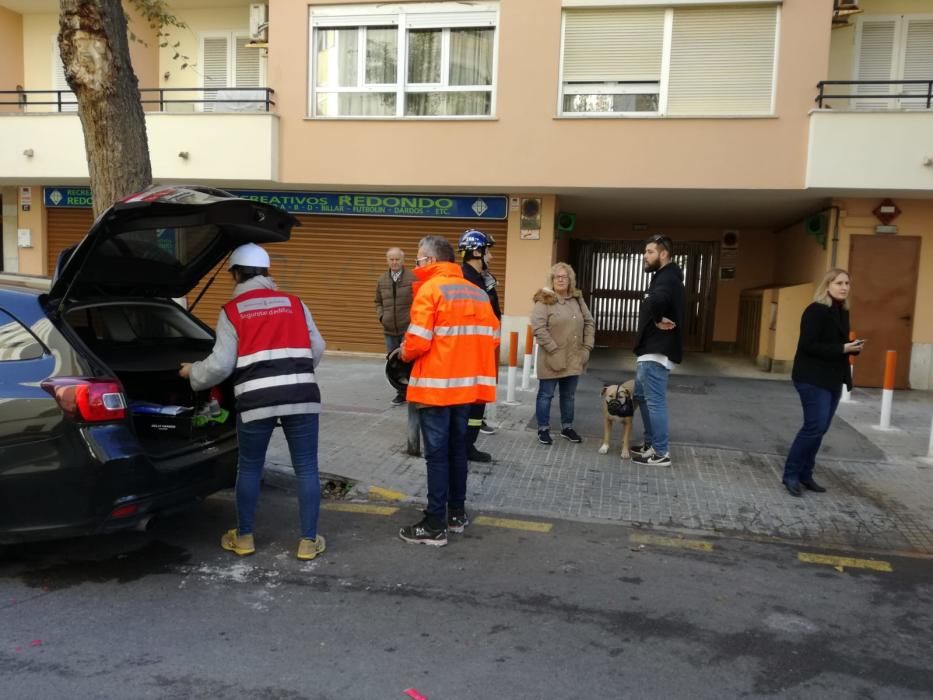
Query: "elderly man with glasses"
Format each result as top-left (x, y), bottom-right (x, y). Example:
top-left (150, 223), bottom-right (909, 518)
top-left (630, 234), bottom-right (685, 468)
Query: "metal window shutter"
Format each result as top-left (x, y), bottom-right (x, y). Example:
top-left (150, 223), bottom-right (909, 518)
top-left (202, 36), bottom-right (229, 111)
top-left (855, 18), bottom-right (897, 108)
top-left (235, 36), bottom-right (261, 87)
top-left (405, 11), bottom-right (498, 29)
top-left (902, 19), bottom-right (933, 107)
top-left (46, 208), bottom-right (94, 277)
top-left (562, 8), bottom-right (665, 82)
top-left (667, 5), bottom-right (777, 116)
top-left (189, 216), bottom-right (508, 353)
top-left (51, 41), bottom-right (78, 112)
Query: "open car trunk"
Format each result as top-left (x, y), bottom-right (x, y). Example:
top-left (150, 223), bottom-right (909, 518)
top-left (62, 301), bottom-right (237, 457)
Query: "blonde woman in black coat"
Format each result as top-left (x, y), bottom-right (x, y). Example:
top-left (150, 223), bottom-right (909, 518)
top-left (782, 268), bottom-right (865, 497)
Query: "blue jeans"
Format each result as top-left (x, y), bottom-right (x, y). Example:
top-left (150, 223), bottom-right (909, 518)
top-left (783, 382), bottom-right (841, 485)
top-left (536, 376), bottom-right (579, 430)
top-left (384, 334), bottom-right (404, 354)
top-left (634, 360), bottom-right (671, 455)
top-left (419, 404), bottom-right (470, 526)
top-left (235, 413), bottom-right (321, 539)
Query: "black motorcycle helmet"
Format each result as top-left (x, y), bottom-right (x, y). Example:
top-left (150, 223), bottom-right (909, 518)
top-left (385, 351), bottom-right (413, 393)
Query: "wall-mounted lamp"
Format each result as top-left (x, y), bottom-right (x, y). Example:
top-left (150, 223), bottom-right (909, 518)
top-left (178, 151), bottom-right (189, 159)
top-left (23, 148), bottom-right (34, 157)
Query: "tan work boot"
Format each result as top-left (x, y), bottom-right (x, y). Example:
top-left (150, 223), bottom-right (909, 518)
top-left (220, 528), bottom-right (255, 556)
top-left (297, 535), bottom-right (326, 561)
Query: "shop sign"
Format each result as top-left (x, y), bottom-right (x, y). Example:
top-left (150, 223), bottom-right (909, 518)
top-left (44, 187), bottom-right (507, 220)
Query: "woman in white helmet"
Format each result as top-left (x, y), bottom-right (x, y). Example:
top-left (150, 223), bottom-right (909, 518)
top-left (179, 243), bottom-right (327, 560)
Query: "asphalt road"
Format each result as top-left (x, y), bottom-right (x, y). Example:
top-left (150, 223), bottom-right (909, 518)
top-left (2, 488), bottom-right (931, 699)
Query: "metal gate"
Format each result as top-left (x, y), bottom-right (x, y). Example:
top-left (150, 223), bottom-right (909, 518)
top-left (572, 239), bottom-right (718, 352)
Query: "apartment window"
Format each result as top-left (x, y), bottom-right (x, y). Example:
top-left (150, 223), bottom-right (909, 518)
top-left (200, 33), bottom-right (263, 112)
top-left (560, 4), bottom-right (779, 117)
top-left (854, 14), bottom-right (933, 109)
top-left (310, 3), bottom-right (498, 118)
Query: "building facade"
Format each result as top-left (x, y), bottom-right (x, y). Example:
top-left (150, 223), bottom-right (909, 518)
top-left (0, 0), bottom-right (930, 388)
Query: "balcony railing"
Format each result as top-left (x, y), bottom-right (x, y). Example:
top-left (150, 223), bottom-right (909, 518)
top-left (0, 87), bottom-right (276, 113)
top-left (816, 80), bottom-right (933, 110)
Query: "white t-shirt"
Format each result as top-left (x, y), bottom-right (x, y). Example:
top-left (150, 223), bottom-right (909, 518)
top-left (637, 353), bottom-right (674, 371)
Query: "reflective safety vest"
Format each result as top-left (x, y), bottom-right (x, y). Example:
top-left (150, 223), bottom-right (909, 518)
top-left (401, 262), bottom-right (500, 406)
top-left (223, 289), bottom-right (320, 422)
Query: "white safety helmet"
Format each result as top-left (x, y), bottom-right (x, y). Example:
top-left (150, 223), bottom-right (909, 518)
top-left (228, 243), bottom-right (270, 270)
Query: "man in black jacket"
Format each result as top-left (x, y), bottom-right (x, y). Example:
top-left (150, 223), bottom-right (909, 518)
top-left (631, 234), bottom-right (685, 468)
top-left (459, 229), bottom-right (502, 463)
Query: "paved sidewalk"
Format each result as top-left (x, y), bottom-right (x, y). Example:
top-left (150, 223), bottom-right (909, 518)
top-left (266, 355), bottom-right (933, 555)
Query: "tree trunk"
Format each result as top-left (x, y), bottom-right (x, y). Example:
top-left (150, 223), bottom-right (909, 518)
top-left (59, 0), bottom-right (152, 218)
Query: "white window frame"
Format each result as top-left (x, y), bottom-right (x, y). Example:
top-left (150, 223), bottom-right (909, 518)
top-left (309, 3), bottom-right (500, 119)
top-left (852, 13), bottom-right (933, 110)
top-left (557, 4), bottom-right (781, 118)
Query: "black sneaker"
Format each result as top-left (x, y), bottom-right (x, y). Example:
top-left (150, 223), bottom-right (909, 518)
top-left (560, 427), bottom-right (582, 443)
top-left (467, 446), bottom-right (492, 463)
top-left (391, 393), bottom-right (406, 406)
top-left (537, 429), bottom-right (553, 445)
top-left (479, 421), bottom-right (497, 435)
top-left (399, 517), bottom-right (448, 546)
top-left (632, 451), bottom-right (671, 467)
top-left (448, 509), bottom-right (470, 534)
top-left (630, 443), bottom-right (654, 458)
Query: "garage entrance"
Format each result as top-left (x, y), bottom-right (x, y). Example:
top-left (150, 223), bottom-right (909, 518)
top-left (572, 239), bottom-right (718, 352)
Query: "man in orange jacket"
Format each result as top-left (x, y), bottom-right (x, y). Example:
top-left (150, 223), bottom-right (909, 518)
top-left (397, 235), bottom-right (500, 546)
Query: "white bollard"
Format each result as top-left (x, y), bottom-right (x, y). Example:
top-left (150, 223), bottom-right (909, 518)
top-left (506, 365), bottom-right (518, 404)
top-left (877, 350), bottom-right (897, 431)
top-left (503, 331), bottom-right (520, 406)
top-left (840, 383), bottom-right (851, 403)
top-left (927, 414), bottom-right (933, 459)
top-left (879, 389), bottom-right (893, 430)
top-left (520, 324), bottom-right (534, 391)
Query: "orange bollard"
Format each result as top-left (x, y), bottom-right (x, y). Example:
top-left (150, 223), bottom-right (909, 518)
top-left (525, 325), bottom-right (534, 355)
top-left (509, 331), bottom-right (519, 367)
top-left (879, 350), bottom-right (896, 429)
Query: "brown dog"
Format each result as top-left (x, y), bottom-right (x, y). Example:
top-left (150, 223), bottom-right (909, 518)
top-left (598, 380), bottom-right (637, 459)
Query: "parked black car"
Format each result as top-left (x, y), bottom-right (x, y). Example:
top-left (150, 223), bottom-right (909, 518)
top-left (0, 185), bottom-right (298, 545)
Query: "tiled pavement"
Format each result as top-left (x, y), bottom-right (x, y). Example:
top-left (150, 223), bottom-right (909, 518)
top-left (265, 356), bottom-right (933, 556)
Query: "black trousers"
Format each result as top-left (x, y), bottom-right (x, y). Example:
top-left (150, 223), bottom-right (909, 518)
top-left (466, 403), bottom-right (485, 449)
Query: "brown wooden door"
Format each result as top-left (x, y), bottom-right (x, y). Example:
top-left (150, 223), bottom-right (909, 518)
top-left (848, 235), bottom-right (920, 388)
top-left (572, 239), bottom-right (718, 352)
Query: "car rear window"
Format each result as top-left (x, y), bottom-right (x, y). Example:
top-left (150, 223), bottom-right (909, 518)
top-left (66, 304), bottom-right (213, 344)
top-left (0, 308), bottom-right (45, 361)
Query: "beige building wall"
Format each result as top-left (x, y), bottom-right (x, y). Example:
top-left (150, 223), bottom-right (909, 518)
top-left (22, 13), bottom-right (59, 99)
top-left (15, 193), bottom-right (46, 276)
top-left (772, 219), bottom-right (831, 287)
top-left (269, 0), bottom-right (832, 192)
top-left (0, 6), bottom-right (24, 113)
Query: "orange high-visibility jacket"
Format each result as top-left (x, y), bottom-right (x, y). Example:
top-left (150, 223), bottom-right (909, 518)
top-left (401, 262), bottom-right (500, 406)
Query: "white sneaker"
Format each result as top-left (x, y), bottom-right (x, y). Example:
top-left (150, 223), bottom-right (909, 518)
top-left (630, 444), bottom-right (655, 459)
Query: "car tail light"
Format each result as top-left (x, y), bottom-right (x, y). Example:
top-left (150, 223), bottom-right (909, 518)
top-left (109, 503), bottom-right (139, 519)
top-left (41, 377), bottom-right (127, 423)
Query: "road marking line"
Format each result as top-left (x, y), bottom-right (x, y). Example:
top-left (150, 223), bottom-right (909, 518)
top-left (367, 486), bottom-right (407, 502)
top-left (473, 516), bottom-right (553, 533)
top-left (629, 533), bottom-right (714, 552)
top-left (798, 552), bottom-right (892, 573)
top-left (322, 503), bottom-right (398, 516)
